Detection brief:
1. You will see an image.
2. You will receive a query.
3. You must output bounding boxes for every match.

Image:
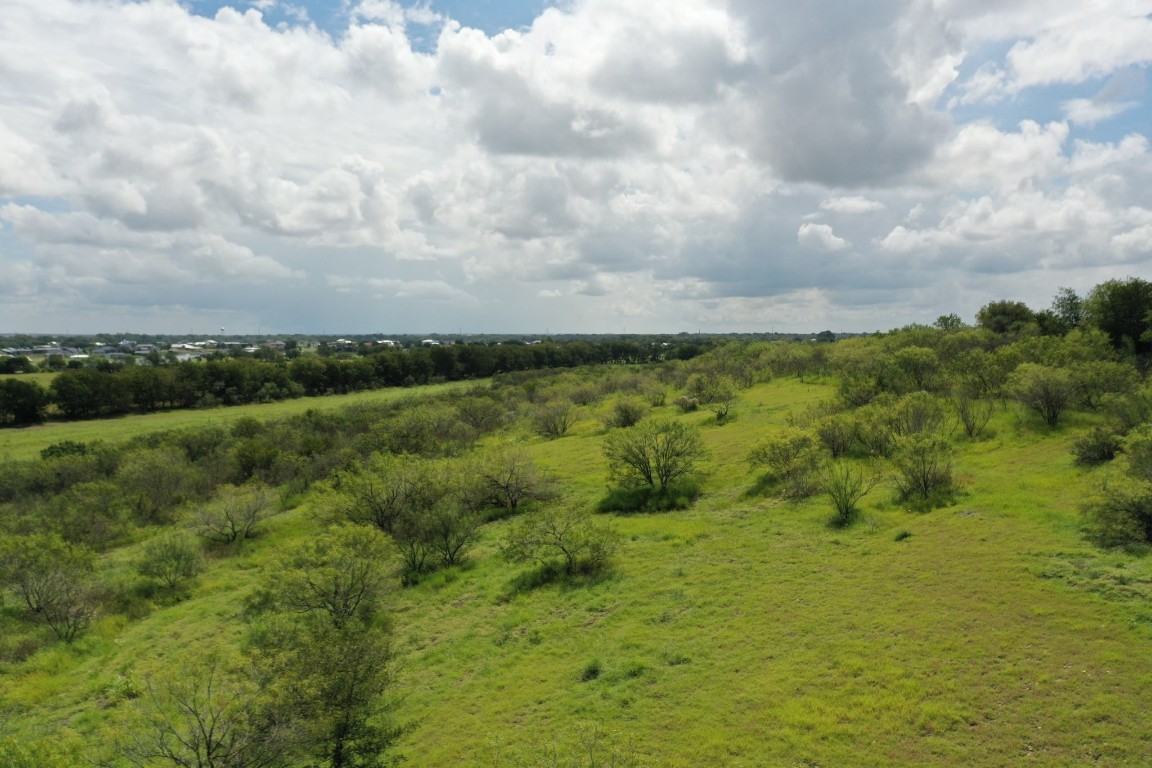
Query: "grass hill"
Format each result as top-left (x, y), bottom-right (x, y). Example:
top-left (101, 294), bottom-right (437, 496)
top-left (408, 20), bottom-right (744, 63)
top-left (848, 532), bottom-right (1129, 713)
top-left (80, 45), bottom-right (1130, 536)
top-left (2, 359), bottom-right (1152, 766)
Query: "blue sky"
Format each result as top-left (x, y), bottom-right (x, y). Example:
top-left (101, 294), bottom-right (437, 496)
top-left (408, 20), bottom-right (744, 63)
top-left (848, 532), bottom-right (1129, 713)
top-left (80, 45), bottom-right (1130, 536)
top-left (1, 0), bottom-right (1150, 334)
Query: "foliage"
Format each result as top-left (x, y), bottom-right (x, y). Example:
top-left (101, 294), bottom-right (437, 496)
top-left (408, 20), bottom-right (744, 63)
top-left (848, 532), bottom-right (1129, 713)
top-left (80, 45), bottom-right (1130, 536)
top-left (136, 532), bottom-right (205, 591)
top-left (268, 525), bottom-right (393, 628)
top-left (889, 434), bottom-right (954, 506)
top-left (1072, 427), bottom-right (1122, 467)
top-left (1085, 276), bottom-right (1152, 355)
top-left (603, 419), bottom-right (707, 492)
top-left (502, 505), bottom-right (621, 576)
top-left (0, 532), bottom-right (98, 641)
top-left (533, 402), bottom-right (578, 438)
top-left (114, 654), bottom-right (289, 768)
top-left (1082, 474), bottom-right (1152, 549)
top-left (952, 391), bottom-right (994, 440)
top-left (195, 484), bottom-right (275, 545)
top-left (472, 449), bottom-right (558, 515)
top-left (976, 300), bottom-right (1036, 334)
top-left (603, 398), bottom-right (648, 429)
top-left (746, 428), bottom-right (824, 499)
top-left (1009, 364), bottom-right (1074, 426)
top-left (819, 461), bottom-right (881, 526)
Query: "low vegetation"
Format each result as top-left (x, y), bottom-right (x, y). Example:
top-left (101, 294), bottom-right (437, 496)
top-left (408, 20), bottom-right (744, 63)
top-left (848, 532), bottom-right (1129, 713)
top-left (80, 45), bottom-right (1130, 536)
top-left (3, 283), bottom-right (1152, 765)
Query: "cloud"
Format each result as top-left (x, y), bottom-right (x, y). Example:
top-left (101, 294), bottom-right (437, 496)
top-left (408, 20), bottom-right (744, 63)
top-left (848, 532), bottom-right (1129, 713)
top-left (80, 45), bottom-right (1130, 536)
top-left (797, 223), bottom-right (850, 251)
top-left (0, 0), bottom-right (1149, 334)
top-left (821, 196), bottom-right (885, 214)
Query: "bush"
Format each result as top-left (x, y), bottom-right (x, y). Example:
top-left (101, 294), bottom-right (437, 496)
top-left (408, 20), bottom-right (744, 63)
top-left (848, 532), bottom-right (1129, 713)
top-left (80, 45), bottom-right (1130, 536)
top-left (1072, 427), bottom-right (1122, 466)
top-left (502, 505), bottom-right (621, 576)
top-left (136, 532), bottom-right (205, 591)
top-left (603, 398), bottom-right (647, 429)
top-left (603, 419), bottom-right (707, 492)
top-left (747, 428), bottom-right (824, 499)
top-left (1082, 475), bottom-right (1152, 549)
top-left (889, 434), bottom-right (954, 507)
top-left (533, 402), bottom-right (578, 438)
top-left (819, 461), bottom-right (880, 526)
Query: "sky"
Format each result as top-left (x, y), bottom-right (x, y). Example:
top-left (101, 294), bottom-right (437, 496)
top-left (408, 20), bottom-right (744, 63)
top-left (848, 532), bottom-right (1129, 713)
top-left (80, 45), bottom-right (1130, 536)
top-left (1, 1), bottom-right (1151, 335)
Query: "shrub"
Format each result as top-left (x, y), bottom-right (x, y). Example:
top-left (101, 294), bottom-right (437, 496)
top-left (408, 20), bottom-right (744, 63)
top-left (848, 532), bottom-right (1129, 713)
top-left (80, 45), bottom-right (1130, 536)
top-left (747, 428), bottom-right (824, 499)
top-left (604, 419), bottom-right (707, 492)
top-left (889, 434), bottom-right (954, 507)
top-left (603, 398), bottom-right (647, 429)
top-left (819, 461), bottom-right (881, 526)
top-left (597, 479), bottom-right (701, 514)
top-left (1072, 427), bottom-right (1122, 466)
top-left (503, 505), bottom-right (621, 576)
top-left (675, 395), bottom-right (699, 413)
top-left (1082, 475), bottom-right (1152, 549)
top-left (533, 402), bottom-right (578, 438)
top-left (136, 532), bottom-right (205, 591)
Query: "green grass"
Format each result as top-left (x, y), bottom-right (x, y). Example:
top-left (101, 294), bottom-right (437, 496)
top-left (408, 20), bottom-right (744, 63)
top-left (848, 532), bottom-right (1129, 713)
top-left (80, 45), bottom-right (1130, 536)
top-left (0, 371), bottom-right (57, 387)
top-left (0, 380), bottom-right (472, 461)
top-left (4, 378), bottom-right (1152, 766)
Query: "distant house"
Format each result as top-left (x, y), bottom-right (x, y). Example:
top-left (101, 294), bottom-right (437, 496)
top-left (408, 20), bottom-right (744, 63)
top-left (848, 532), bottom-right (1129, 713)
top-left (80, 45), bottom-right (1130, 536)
top-left (378, 339), bottom-right (398, 348)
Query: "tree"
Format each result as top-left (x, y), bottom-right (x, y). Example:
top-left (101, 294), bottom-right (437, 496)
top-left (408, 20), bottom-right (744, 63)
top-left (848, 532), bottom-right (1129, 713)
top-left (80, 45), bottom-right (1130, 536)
top-left (603, 419), bottom-right (707, 492)
top-left (1085, 277), bottom-right (1152, 355)
top-left (0, 533), bottom-right (97, 642)
top-left (136, 532), bottom-right (205, 591)
top-left (1050, 286), bottom-right (1085, 332)
top-left (0, 378), bottom-right (48, 425)
top-left (502, 505), bottom-right (621, 575)
top-left (889, 434), bottom-right (954, 504)
top-left (115, 654), bottom-right (289, 768)
top-left (976, 300), bottom-right (1036, 335)
top-left (819, 461), bottom-right (881, 526)
top-left (891, 346), bottom-right (941, 392)
top-left (472, 449), bottom-right (558, 514)
top-left (252, 526), bottom-right (401, 768)
top-left (1009, 363), bottom-right (1074, 426)
top-left (269, 526), bottom-right (393, 629)
top-left (532, 401), bottom-right (578, 438)
top-left (1081, 474), bottom-right (1152, 548)
top-left (195, 484), bottom-right (275, 545)
top-left (746, 427), bottom-right (824, 499)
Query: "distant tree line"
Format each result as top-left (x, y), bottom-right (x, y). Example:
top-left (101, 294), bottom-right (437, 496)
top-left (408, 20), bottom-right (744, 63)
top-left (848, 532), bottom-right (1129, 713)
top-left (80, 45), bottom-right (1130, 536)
top-left (0, 339), bottom-right (706, 426)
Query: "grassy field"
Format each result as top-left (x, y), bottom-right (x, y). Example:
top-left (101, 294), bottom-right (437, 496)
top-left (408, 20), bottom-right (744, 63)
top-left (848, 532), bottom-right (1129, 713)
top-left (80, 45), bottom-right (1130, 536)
top-left (4, 377), bottom-right (1152, 766)
top-left (0, 380), bottom-right (472, 461)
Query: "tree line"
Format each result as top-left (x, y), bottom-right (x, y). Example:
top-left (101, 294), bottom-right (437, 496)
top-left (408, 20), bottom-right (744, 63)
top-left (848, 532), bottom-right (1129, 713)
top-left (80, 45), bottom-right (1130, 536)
top-left (0, 339), bottom-right (706, 426)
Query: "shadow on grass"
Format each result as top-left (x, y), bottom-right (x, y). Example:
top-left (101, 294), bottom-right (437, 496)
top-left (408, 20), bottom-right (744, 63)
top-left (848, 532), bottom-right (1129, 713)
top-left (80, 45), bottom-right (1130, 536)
top-left (498, 561), bottom-right (616, 603)
top-left (597, 480), bottom-right (700, 514)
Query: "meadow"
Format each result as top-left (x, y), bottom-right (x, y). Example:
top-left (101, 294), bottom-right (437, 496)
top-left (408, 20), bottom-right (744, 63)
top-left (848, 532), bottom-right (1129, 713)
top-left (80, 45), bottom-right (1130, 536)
top-left (3, 362), bottom-right (1151, 767)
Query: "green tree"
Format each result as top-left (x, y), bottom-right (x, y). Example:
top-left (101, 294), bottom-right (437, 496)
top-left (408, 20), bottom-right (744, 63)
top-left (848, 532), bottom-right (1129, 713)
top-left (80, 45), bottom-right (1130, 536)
top-left (747, 427), bottom-right (824, 499)
top-left (0, 533), bottom-right (98, 642)
top-left (0, 378), bottom-right (48, 425)
top-left (268, 526), bottom-right (393, 629)
top-left (502, 505), bottom-right (621, 575)
top-left (1009, 364), bottom-right (1075, 426)
top-left (1085, 277), bottom-right (1152, 355)
top-left (889, 434), bottom-right (954, 504)
top-left (136, 532), bottom-right (205, 591)
top-left (976, 300), bottom-right (1036, 335)
top-left (819, 461), bottom-right (881, 526)
top-left (603, 419), bottom-right (707, 492)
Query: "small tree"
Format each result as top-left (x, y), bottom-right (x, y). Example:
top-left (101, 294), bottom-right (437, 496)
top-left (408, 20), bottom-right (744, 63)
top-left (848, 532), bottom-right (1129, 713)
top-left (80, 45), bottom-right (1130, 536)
top-left (502, 505), bottom-right (621, 575)
top-left (270, 526), bottom-right (393, 628)
top-left (819, 461), bottom-right (881, 526)
top-left (746, 428), bottom-right (824, 500)
top-left (0, 533), bottom-right (98, 642)
top-left (1009, 363), bottom-right (1074, 426)
top-left (473, 449), bottom-right (558, 514)
top-left (136, 532), bottom-right (205, 591)
top-left (1082, 474), bottom-right (1152, 548)
top-left (603, 398), bottom-right (647, 429)
top-left (116, 654), bottom-right (288, 768)
top-left (195, 484), bottom-right (274, 545)
top-left (533, 401), bottom-right (578, 438)
top-left (889, 434), bottom-right (954, 504)
top-left (603, 419), bottom-right (707, 492)
top-left (952, 390), bottom-right (994, 439)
